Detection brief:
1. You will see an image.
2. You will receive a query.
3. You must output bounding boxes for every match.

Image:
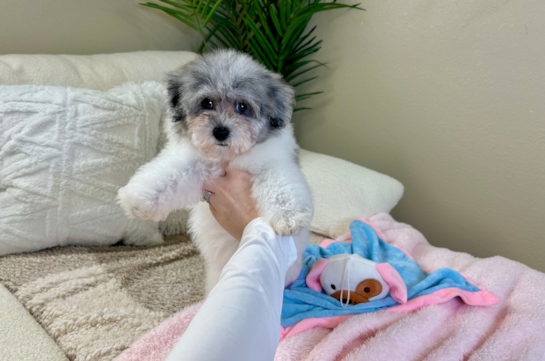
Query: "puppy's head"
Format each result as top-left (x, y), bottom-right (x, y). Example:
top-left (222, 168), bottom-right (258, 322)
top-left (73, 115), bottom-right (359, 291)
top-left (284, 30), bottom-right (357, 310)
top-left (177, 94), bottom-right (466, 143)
top-left (166, 50), bottom-right (295, 161)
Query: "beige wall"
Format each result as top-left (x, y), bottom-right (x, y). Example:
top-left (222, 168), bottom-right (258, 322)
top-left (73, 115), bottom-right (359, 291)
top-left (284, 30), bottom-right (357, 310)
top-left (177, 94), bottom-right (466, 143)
top-left (294, 0), bottom-right (545, 272)
top-left (0, 0), bottom-right (199, 55)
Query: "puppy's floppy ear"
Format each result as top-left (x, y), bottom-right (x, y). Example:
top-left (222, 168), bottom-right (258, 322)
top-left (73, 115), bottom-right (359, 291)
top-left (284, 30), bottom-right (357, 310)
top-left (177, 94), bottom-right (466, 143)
top-left (167, 75), bottom-right (185, 123)
top-left (264, 76), bottom-right (295, 130)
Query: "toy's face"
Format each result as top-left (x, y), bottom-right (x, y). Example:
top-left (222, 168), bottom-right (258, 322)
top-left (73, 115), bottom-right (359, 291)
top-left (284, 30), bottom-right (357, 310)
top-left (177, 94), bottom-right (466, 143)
top-left (320, 254), bottom-right (390, 304)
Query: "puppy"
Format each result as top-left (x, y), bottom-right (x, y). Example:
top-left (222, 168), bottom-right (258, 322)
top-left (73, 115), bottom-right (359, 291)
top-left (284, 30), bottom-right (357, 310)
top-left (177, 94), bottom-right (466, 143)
top-left (118, 50), bottom-right (314, 294)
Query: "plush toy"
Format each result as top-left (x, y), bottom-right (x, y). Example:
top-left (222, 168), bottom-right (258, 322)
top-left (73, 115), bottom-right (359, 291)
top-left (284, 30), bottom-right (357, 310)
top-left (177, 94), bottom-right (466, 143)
top-left (305, 254), bottom-right (402, 306)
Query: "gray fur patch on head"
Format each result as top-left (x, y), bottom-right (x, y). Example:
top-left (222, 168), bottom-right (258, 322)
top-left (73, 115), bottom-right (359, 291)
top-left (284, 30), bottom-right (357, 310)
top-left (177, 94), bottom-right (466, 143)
top-left (166, 50), bottom-right (295, 160)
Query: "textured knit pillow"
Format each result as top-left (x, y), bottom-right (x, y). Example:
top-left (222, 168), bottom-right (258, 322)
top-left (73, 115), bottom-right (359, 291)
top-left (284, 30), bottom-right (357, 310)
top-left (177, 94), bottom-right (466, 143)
top-left (0, 82), bottom-right (166, 255)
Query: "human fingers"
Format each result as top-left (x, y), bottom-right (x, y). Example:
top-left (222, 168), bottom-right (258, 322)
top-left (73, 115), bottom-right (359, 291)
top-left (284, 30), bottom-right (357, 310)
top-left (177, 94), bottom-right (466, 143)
top-left (202, 173), bottom-right (232, 197)
top-left (209, 202), bottom-right (217, 217)
top-left (226, 169), bottom-right (251, 181)
top-left (205, 169), bottom-right (250, 189)
top-left (208, 193), bottom-right (221, 207)
top-left (200, 189), bottom-right (215, 207)
top-left (202, 178), bottom-right (218, 193)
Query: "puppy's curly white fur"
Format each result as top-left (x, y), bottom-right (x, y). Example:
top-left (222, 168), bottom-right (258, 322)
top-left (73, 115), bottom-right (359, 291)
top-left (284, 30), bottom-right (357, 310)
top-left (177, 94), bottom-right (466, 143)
top-left (118, 50), bottom-right (314, 294)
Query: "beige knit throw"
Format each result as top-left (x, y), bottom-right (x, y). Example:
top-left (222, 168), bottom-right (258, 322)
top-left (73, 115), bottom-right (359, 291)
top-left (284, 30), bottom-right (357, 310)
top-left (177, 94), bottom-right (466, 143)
top-left (0, 235), bottom-right (205, 361)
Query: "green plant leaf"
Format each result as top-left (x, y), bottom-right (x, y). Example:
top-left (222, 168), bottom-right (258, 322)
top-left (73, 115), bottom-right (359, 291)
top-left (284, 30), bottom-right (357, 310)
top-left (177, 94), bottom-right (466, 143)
top-left (294, 36), bottom-right (320, 55)
top-left (282, 19), bottom-right (310, 54)
top-left (295, 91), bottom-right (323, 101)
top-left (290, 40), bottom-right (322, 60)
top-left (290, 25), bottom-right (316, 52)
top-left (141, 3), bottom-right (193, 20)
top-left (280, 16), bottom-right (311, 51)
top-left (141, 3), bottom-right (200, 31)
top-left (244, 18), bottom-right (278, 64)
top-left (141, 0), bottom-right (364, 110)
top-left (202, 0), bottom-right (224, 28)
top-left (285, 62), bottom-right (327, 82)
top-left (291, 76), bottom-right (318, 88)
top-left (200, 0), bottom-right (213, 18)
top-left (283, 59), bottom-right (324, 77)
top-left (248, 39), bottom-right (275, 69)
top-left (201, 25), bottom-right (229, 51)
top-left (269, 4), bottom-right (283, 36)
top-left (195, 0), bottom-right (206, 16)
top-left (255, 6), bottom-right (279, 52)
top-left (279, 0), bottom-right (288, 28)
top-left (157, 0), bottom-right (194, 12)
top-left (209, 23), bottom-right (240, 49)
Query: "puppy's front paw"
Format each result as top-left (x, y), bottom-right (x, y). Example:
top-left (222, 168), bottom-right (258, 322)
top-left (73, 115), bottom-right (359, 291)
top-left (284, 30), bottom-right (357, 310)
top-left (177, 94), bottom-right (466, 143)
top-left (117, 185), bottom-right (167, 222)
top-left (268, 210), bottom-right (311, 236)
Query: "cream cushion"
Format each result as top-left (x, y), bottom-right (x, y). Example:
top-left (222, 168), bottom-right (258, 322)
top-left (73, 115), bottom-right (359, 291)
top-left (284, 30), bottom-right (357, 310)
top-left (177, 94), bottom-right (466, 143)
top-left (0, 283), bottom-right (68, 361)
top-left (300, 150), bottom-right (403, 238)
top-left (0, 51), bottom-right (198, 91)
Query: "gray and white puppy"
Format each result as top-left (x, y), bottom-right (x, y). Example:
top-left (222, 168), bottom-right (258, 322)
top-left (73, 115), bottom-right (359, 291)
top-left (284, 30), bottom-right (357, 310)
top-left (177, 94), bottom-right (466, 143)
top-left (118, 50), bottom-right (314, 294)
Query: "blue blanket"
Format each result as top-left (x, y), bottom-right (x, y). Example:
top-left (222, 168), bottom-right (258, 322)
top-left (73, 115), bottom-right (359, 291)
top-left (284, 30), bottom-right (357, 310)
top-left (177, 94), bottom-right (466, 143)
top-left (281, 219), bottom-right (487, 328)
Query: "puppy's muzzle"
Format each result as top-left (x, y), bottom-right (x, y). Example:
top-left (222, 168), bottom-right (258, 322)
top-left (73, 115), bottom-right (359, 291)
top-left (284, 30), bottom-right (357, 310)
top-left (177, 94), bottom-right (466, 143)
top-left (213, 126), bottom-right (230, 143)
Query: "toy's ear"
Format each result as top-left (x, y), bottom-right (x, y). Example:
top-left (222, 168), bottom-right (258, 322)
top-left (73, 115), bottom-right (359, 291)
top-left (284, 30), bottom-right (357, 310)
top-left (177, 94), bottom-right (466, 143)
top-left (306, 258), bottom-right (330, 292)
top-left (376, 263), bottom-right (407, 304)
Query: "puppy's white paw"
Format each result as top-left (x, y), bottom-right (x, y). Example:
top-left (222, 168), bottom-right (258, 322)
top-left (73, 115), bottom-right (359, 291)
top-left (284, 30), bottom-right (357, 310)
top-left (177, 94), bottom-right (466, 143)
top-left (267, 209), bottom-right (312, 236)
top-left (117, 186), bottom-right (168, 222)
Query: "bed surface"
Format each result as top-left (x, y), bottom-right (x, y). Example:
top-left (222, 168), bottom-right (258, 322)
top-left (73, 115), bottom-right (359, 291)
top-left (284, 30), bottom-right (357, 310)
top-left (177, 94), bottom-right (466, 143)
top-left (2, 214), bottom-right (545, 361)
top-left (117, 213), bottom-right (545, 361)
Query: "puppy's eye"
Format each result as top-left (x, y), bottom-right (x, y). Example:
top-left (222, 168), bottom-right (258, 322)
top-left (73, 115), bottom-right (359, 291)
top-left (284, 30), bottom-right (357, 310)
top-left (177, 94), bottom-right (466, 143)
top-left (236, 102), bottom-right (249, 114)
top-left (201, 98), bottom-right (214, 110)
top-left (331, 284), bottom-right (336, 290)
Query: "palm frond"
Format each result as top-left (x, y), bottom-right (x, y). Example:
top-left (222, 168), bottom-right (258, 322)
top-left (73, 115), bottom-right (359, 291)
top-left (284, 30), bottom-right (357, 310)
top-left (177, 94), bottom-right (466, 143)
top-left (141, 0), bottom-right (364, 110)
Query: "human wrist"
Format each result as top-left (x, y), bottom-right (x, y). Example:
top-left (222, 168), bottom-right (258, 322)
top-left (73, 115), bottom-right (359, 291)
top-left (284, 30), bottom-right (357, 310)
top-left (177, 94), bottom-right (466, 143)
top-left (240, 217), bottom-right (269, 244)
top-left (242, 216), bottom-right (263, 233)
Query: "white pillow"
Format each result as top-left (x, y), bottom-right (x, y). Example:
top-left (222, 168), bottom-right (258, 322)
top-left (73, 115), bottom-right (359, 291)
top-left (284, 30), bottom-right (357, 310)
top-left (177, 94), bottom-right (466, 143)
top-left (0, 51), bottom-right (198, 238)
top-left (299, 149), bottom-right (404, 239)
top-left (0, 82), bottom-right (167, 255)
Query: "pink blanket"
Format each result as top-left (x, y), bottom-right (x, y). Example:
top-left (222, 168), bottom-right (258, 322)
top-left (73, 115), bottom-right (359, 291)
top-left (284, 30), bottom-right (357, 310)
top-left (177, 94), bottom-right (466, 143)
top-left (116, 213), bottom-right (545, 361)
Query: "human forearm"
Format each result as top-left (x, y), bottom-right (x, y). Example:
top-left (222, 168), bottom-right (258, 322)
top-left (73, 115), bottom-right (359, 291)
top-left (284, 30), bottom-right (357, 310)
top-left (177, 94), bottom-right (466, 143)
top-left (165, 218), bottom-right (296, 361)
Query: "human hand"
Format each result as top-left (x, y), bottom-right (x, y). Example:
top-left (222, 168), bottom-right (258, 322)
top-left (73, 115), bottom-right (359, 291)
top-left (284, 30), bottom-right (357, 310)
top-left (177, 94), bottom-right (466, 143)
top-left (202, 170), bottom-right (260, 242)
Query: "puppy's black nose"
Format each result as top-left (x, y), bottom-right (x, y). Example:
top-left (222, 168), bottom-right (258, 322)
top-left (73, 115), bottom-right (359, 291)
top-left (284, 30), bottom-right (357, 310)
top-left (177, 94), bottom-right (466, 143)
top-left (213, 126), bottom-right (230, 141)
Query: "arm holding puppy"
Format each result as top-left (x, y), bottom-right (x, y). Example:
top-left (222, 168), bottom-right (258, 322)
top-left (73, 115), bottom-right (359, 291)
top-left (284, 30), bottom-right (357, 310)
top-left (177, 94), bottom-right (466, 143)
top-left (166, 169), bottom-right (297, 361)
